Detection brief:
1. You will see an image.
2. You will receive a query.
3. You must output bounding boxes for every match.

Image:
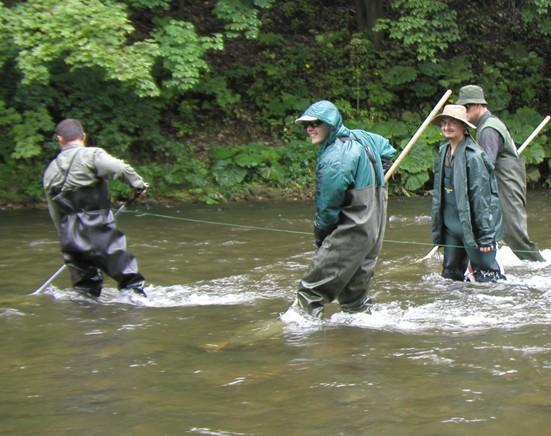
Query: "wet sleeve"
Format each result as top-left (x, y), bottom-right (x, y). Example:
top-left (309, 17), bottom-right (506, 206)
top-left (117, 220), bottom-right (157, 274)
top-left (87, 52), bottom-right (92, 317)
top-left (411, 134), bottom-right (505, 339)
top-left (378, 137), bottom-right (396, 160)
top-left (477, 128), bottom-right (503, 165)
top-left (93, 149), bottom-right (147, 190)
top-left (315, 161), bottom-right (347, 231)
top-left (467, 155), bottom-right (496, 246)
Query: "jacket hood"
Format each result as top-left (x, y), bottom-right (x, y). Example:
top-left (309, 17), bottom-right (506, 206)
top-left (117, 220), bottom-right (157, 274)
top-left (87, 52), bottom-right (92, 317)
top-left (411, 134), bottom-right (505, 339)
top-left (297, 100), bottom-right (351, 146)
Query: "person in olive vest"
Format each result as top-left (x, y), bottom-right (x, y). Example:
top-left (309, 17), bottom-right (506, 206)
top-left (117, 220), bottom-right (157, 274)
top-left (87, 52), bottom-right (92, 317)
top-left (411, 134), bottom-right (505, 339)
top-left (431, 105), bottom-right (505, 282)
top-left (43, 119), bottom-right (149, 298)
top-left (457, 85), bottom-right (545, 262)
top-left (289, 100), bottom-right (396, 318)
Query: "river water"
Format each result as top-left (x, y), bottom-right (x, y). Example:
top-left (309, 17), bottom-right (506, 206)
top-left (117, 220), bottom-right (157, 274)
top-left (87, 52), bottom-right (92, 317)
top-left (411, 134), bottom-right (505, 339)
top-left (2, 193), bottom-right (551, 435)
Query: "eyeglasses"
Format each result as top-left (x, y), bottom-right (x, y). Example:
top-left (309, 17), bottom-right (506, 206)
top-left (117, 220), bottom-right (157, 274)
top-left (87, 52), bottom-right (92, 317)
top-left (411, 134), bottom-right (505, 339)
top-left (439, 119), bottom-right (461, 128)
top-left (303, 121), bottom-right (321, 129)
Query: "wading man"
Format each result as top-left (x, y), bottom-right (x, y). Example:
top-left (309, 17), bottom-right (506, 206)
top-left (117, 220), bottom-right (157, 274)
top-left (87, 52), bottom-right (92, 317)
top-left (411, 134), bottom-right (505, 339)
top-left (43, 119), bottom-right (149, 298)
top-left (457, 85), bottom-right (545, 262)
top-left (290, 100), bottom-right (396, 318)
top-left (431, 105), bottom-right (505, 282)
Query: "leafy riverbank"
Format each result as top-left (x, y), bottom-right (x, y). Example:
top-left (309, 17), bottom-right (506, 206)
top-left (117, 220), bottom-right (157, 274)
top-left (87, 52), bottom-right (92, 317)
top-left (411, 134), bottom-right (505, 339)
top-left (1, 1), bottom-right (550, 205)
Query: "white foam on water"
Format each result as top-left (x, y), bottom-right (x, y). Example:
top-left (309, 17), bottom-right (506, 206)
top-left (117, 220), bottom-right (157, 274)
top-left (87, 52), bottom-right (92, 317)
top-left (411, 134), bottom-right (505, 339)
top-left (0, 308), bottom-right (26, 317)
top-left (279, 270), bottom-right (551, 334)
top-left (496, 245), bottom-right (523, 267)
top-left (279, 304), bottom-right (324, 333)
top-left (388, 214), bottom-right (431, 225)
top-left (37, 244), bottom-right (551, 336)
top-left (42, 267), bottom-right (294, 308)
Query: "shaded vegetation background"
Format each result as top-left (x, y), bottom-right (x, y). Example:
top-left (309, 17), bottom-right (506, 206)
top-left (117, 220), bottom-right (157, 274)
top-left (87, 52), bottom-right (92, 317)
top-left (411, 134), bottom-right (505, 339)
top-left (1, 0), bottom-right (550, 205)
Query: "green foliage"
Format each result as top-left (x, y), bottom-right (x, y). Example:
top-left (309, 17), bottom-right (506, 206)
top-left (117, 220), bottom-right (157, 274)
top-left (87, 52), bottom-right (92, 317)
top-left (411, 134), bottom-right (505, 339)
top-left (504, 107), bottom-right (549, 165)
top-left (211, 142), bottom-right (285, 191)
top-left (195, 75), bottom-right (242, 113)
top-left (6, 0), bottom-right (160, 97)
top-left (122, 0), bottom-right (170, 10)
top-left (154, 19), bottom-right (223, 94)
top-left (0, 3), bottom-right (12, 68)
top-left (11, 108), bottom-right (54, 159)
top-left (1, 0), bottom-right (551, 205)
top-left (522, 0), bottom-right (551, 35)
top-left (214, 0), bottom-right (275, 39)
top-left (375, 0), bottom-right (461, 62)
top-left (383, 66), bottom-right (418, 86)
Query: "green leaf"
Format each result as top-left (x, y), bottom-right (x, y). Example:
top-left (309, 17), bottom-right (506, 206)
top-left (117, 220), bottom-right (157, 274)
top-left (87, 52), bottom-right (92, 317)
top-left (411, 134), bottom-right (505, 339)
top-left (382, 66), bottom-right (418, 86)
top-left (212, 161), bottom-right (247, 187)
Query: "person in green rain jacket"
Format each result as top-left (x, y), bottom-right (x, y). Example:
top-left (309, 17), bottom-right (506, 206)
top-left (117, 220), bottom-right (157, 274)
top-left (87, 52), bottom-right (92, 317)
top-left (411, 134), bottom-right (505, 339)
top-left (457, 84), bottom-right (545, 262)
top-left (431, 105), bottom-right (505, 282)
top-left (290, 100), bottom-right (396, 318)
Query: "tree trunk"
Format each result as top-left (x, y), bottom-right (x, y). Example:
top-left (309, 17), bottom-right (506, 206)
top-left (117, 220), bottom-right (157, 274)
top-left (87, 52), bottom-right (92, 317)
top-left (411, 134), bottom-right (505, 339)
top-left (355, 0), bottom-right (385, 46)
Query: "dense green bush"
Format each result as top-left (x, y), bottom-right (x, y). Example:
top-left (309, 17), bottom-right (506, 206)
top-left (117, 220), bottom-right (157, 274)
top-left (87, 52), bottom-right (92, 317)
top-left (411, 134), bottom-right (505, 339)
top-left (1, 0), bottom-right (550, 205)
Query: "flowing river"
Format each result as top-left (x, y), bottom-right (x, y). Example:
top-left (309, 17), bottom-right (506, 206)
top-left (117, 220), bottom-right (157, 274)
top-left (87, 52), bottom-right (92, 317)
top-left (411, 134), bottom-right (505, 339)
top-left (2, 193), bottom-right (551, 435)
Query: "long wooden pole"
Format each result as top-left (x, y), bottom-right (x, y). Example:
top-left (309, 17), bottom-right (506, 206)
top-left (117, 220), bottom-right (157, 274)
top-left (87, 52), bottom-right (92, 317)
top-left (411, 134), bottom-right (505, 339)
top-left (421, 114), bottom-right (550, 261)
top-left (384, 89), bottom-right (452, 182)
top-left (516, 115), bottom-right (550, 155)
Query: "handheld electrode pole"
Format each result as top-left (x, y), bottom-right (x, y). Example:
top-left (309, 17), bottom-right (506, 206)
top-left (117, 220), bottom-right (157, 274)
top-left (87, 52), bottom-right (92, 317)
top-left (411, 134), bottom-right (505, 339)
top-left (31, 195), bottom-right (138, 296)
top-left (420, 114), bottom-right (551, 261)
top-left (384, 89), bottom-right (452, 181)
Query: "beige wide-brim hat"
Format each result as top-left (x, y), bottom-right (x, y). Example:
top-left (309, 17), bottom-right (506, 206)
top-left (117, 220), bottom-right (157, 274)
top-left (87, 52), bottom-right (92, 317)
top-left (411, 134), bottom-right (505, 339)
top-left (432, 104), bottom-right (476, 129)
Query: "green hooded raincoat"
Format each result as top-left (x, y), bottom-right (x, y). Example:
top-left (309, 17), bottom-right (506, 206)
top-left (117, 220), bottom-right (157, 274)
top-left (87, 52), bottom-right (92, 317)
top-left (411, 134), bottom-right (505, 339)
top-left (295, 101), bottom-right (396, 317)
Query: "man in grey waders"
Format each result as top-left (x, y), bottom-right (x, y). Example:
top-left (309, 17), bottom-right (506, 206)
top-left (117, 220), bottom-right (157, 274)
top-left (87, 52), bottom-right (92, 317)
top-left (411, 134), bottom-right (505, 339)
top-left (43, 119), bottom-right (149, 298)
top-left (457, 85), bottom-right (545, 262)
top-left (290, 100), bottom-right (396, 318)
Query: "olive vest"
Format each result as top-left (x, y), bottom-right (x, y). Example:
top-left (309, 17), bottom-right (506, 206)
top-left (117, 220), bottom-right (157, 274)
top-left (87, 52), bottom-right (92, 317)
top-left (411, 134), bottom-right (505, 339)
top-left (476, 114), bottom-right (518, 160)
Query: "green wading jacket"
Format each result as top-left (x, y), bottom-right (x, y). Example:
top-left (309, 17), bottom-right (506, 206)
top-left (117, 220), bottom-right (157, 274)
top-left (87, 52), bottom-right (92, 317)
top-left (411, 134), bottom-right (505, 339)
top-left (299, 100), bottom-right (396, 232)
top-left (431, 136), bottom-right (503, 249)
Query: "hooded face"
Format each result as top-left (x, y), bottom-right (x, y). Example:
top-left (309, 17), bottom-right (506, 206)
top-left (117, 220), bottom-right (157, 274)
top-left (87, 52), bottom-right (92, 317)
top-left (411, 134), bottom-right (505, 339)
top-left (305, 122), bottom-right (330, 145)
top-left (295, 100), bottom-right (343, 146)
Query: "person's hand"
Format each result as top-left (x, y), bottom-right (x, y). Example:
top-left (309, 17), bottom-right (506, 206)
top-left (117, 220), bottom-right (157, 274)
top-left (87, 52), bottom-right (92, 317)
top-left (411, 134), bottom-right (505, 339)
top-left (314, 225), bottom-right (332, 248)
top-left (479, 243), bottom-right (495, 253)
top-left (135, 183), bottom-right (149, 199)
top-left (381, 157), bottom-right (393, 173)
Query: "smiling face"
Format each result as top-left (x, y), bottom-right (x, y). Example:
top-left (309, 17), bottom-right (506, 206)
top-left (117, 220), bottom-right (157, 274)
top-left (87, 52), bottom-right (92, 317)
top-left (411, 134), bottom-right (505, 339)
top-left (304, 121), bottom-right (330, 145)
top-left (439, 117), bottom-right (466, 143)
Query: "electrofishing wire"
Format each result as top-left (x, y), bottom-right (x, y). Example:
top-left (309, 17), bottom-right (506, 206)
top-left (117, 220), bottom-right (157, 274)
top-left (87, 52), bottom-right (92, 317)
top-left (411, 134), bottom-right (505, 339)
top-left (121, 208), bottom-right (465, 250)
top-left (122, 208), bottom-right (545, 254)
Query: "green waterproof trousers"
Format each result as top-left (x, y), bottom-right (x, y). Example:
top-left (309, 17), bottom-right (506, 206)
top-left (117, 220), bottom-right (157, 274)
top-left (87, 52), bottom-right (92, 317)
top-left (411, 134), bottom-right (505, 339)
top-left (496, 157), bottom-right (544, 262)
top-left (296, 185), bottom-right (387, 317)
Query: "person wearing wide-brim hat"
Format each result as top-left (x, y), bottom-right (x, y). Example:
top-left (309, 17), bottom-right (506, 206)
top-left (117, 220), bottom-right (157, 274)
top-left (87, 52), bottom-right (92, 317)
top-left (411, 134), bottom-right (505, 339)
top-left (430, 104), bottom-right (506, 282)
top-left (457, 84), bottom-right (545, 262)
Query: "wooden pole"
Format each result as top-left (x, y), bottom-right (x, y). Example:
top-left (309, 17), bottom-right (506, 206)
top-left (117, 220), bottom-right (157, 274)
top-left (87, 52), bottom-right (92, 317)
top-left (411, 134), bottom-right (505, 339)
top-left (516, 115), bottom-right (550, 155)
top-left (384, 89), bottom-right (452, 181)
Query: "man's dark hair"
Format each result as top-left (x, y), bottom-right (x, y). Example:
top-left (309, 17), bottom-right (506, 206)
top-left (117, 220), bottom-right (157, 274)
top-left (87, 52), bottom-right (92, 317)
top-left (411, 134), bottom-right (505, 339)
top-left (55, 119), bottom-right (84, 142)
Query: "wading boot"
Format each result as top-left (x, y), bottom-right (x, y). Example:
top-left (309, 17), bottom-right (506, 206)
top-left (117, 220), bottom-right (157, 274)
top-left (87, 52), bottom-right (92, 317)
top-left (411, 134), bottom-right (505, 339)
top-left (292, 295), bottom-right (324, 319)
top-left (74, 286), bottom-right (101, 299)
top-left (340, 296), bottom-right (373, 315)
top-left (472, 269), bottom-right (507, 283)
top-left (128, 287), bottom-right (147, 298)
